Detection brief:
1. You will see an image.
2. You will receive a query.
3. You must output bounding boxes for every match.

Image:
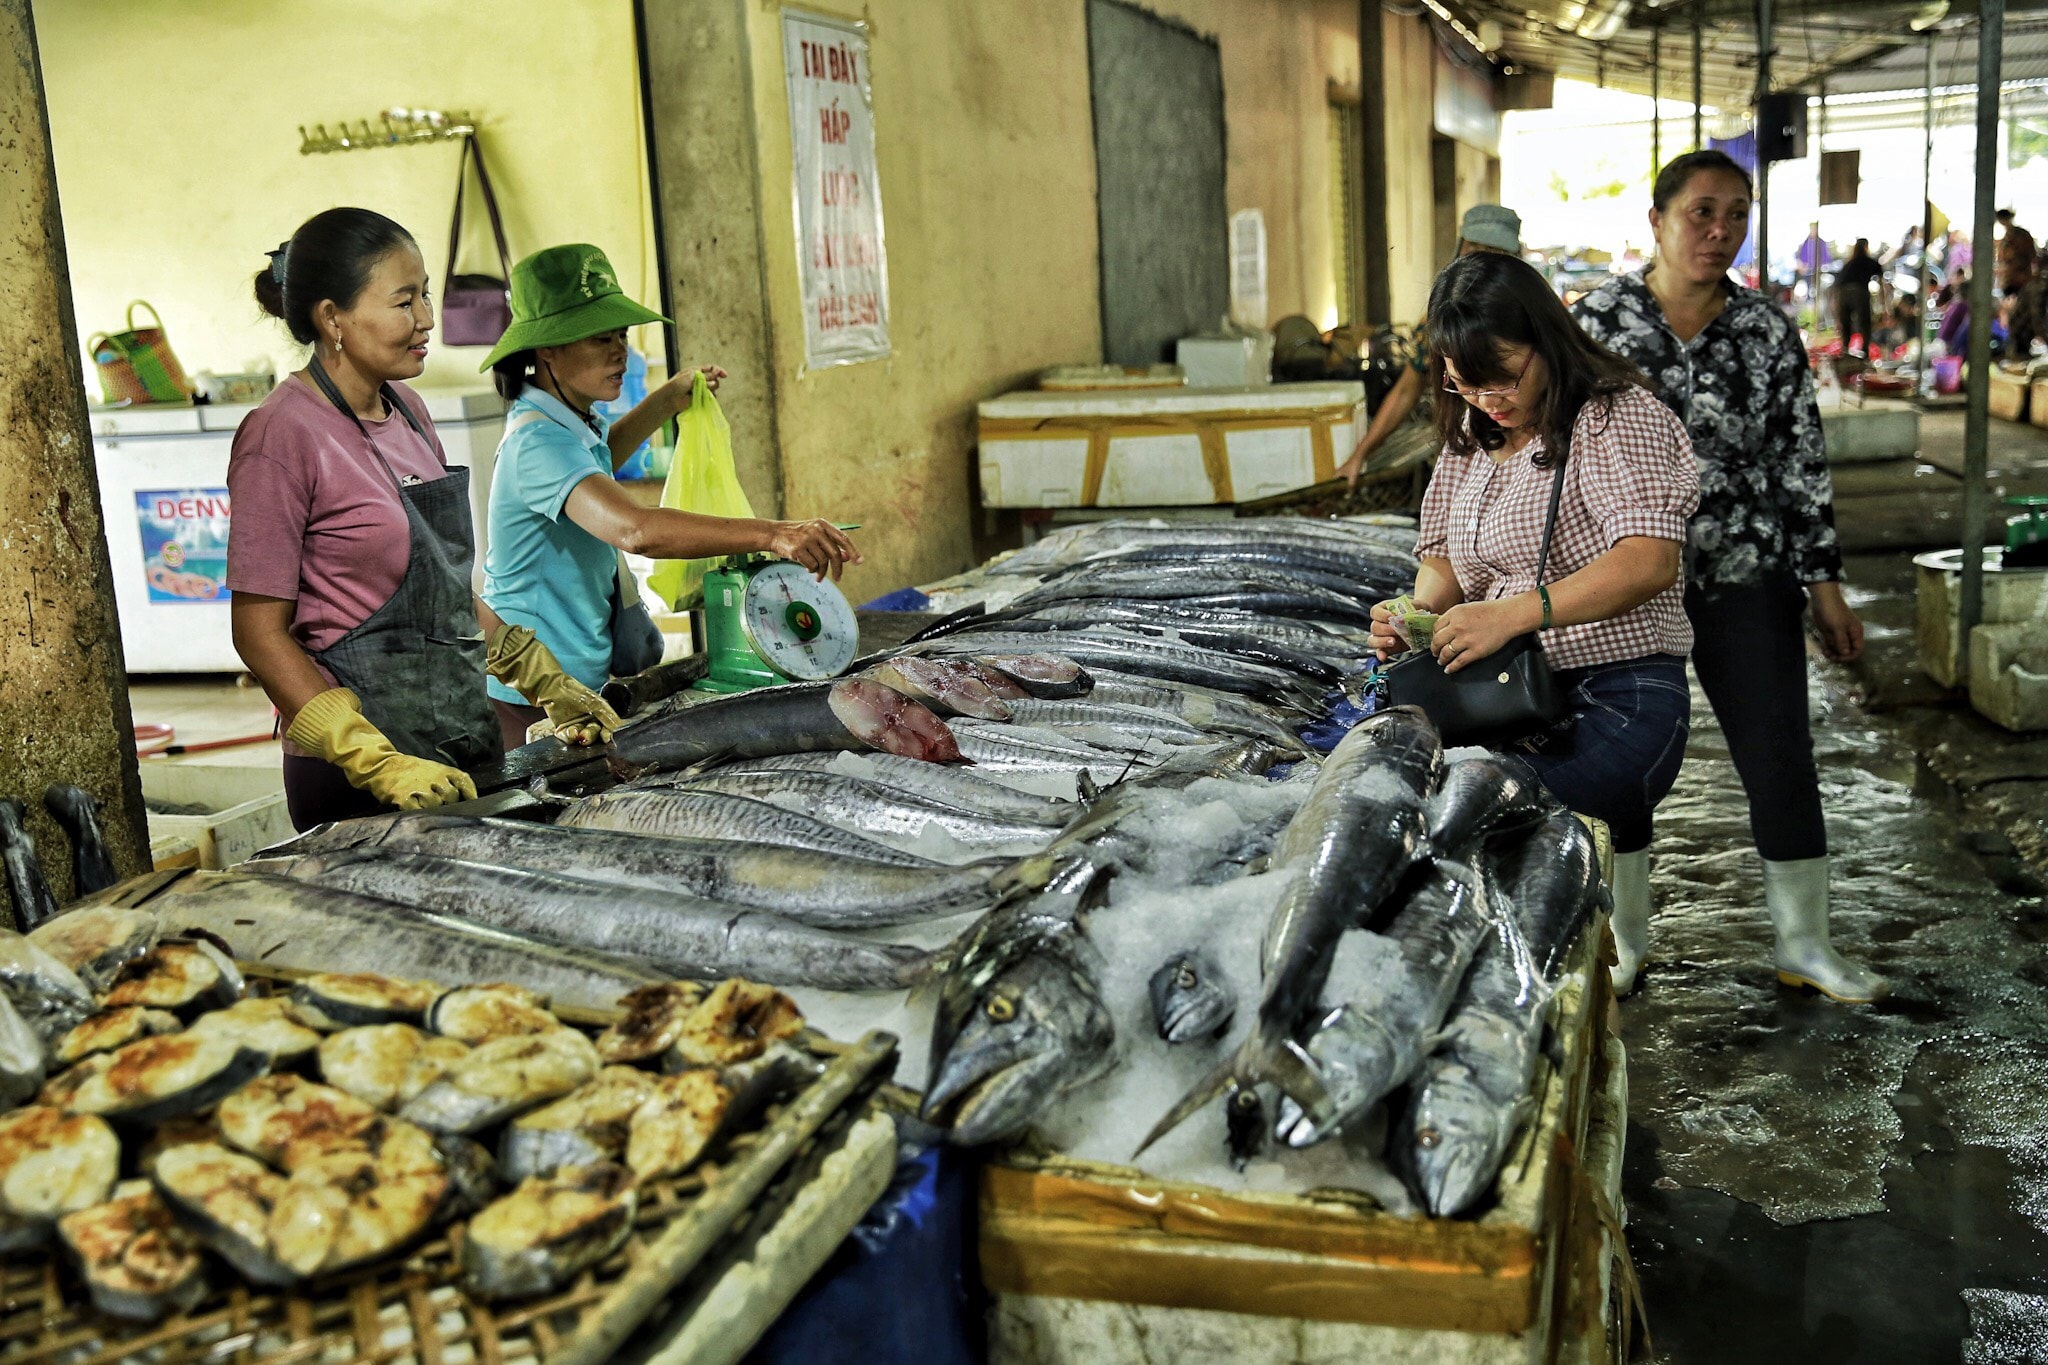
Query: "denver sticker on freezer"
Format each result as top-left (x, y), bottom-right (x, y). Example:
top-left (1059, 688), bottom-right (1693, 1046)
top-left (136, 489), bottom-right (231, 604)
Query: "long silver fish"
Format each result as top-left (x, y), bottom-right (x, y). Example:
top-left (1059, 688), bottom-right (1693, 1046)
top-left (1082, 674), bottom-right (1313, 754)
top-left (1009, 568), bottom-right (1379, 628)
top-left (1404, 812), bottom-right (1603, 1216)
top-left (1135, 707), bottom-right (1439, 1154)
top-left (981, 603), bottom-right (1376, 667)
top-left (1273, 857), bottom-right (1499, 1147)
top-left (639, 769), bottom-right (1064, 857)
top-left (553, 788), bottom-right (936, 867)
top-left (908, 632), bottom-right (1318, 705)
top-left (922, 861), bottom-right (1115, 1146)
top-left (607, 677), bottom-right (961, 778)
top-left (997, 700), bottom-right (1215, 746)
top-left (251, 849), bottom-right (934, 992)
top-left (950, 720), bottom-right (1268, 783)
top-left (704, 751), bottom-right (1079, 823)
top-left (989, 518), bottom-right (1420, 579)
top-left (140, 871), bottom-right (660, 1012)
top-left (262, 810), bottom-right (1118, 931)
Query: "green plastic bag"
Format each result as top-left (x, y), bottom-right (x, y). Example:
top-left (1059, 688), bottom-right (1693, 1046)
top-left (646, 372), bottom-right (755, 608)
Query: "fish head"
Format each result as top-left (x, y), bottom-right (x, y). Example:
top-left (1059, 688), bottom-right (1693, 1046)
top-left (1149, 951), bottom-right (1234, 1043)
top-left (1409, 1065), bottom-right (1517, 1216)
top-left (1277, 1006), bottom-right (1400, 1147)
top-left (922, 949), bottom-right (1112, 1146)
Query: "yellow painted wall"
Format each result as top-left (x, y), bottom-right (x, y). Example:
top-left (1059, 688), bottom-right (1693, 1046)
top-left (733, 0), bottom-right (1372, 597)
top-left (36, 0), bottom-right (660, 393)
top-left (743, 0), bottom-right (1105, 598)
top-left (1146, 0), bottom-right (1359, 329)
top-left (1382, 9), bottom-right (1439, 326)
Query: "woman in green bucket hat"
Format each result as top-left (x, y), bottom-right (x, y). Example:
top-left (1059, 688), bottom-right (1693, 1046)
top-left (478, 243), bottom-right (859, 747)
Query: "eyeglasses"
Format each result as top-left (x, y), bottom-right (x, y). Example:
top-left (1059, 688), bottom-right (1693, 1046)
top-left (1443, 350), bottom-right (1534, 402)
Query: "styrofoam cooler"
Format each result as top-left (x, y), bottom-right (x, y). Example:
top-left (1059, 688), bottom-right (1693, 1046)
top-left (976, 382), bottom-right (1364, 509)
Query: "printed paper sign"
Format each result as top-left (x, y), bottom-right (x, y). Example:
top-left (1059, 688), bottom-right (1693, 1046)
top-left (784, 11), bottom-right (890, 368)
top-left (136, 488), bottom-right (230, 604)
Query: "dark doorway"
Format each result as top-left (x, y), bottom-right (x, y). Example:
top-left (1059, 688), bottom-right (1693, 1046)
top-left (1086, 0), bottom-right (1228, 366)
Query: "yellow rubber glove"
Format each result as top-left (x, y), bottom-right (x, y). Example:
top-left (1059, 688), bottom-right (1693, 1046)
top-left (285, 689), bottom-right (478, 809)
top-left (485, 624), bottom-right (624, 746)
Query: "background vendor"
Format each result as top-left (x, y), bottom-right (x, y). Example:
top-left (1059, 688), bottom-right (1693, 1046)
top-left (480, 244), bottom-right (861, 748)
top-left (1339, 204), bottom-right (1525, 487)
top-left (229, 210), bottom-right (619, 830)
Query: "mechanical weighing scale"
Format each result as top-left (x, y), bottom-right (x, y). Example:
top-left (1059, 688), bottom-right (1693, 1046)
top-left (690, 553), bottom-right (862, 694)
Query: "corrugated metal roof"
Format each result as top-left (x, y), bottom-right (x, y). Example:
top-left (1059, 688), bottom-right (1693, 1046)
top-left (1435, 1), bottom-right (2048, 109)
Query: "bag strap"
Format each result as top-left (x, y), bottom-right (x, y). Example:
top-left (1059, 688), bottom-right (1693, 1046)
top-left (126, 300), bottom-right (165, 333)
top-left (447, 136), bottom-right (512, 290)
top-left (1532, 449), bottom-right (1570, 586)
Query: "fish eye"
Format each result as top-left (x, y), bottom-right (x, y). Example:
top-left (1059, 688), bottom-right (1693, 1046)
top-left (1176, 966), bottom-right (1198, 990)
top-left (985, 994), bottom-right (1017, 1023)
top-left (1417, 1127), bottom-right (1442, 1149)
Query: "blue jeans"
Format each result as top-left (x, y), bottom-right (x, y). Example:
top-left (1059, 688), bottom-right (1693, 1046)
top-left (1494, 655), bottom-right (1690, 855)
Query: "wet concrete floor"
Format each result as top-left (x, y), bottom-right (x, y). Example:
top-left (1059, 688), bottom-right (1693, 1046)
top-left (1622, 658), bottom-right (2048, 1363)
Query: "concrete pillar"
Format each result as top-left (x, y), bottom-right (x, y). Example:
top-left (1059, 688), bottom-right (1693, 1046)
top-left (638, 0), bottom-right (786, 517)
top-left (0, 0), bottom-right (150, 910)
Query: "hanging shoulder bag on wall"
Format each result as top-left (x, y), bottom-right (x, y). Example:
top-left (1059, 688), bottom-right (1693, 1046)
top-left (88, 301), bottom-right (193, 405)
top-left (1383, 451), bottom-right (1570, 746)
top-left (443, 135), bottom-right (513, 347)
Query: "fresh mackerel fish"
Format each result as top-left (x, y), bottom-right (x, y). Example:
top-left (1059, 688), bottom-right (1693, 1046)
top-left (554, 787), bottom-right (936, 866)
top-left (255, 848), bottom-right (936, 992)
top-left (127, 870), bottom-right (659, 1012)
top-left (1137, 706), bottom-right (1439, 1155)
top-left (265, 810), bottom-right (1114, 931)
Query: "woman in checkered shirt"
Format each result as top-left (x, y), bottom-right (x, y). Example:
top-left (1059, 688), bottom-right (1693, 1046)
top-left (1371, 251), bottom-right (1698, 954)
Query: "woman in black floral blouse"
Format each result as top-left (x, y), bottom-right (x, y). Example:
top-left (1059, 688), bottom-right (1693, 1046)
top-left (1572, 149), bottom-right (1887, 1006)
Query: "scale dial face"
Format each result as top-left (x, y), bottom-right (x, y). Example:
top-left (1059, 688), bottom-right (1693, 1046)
top-left (739, 559), bottom-right (860, 681)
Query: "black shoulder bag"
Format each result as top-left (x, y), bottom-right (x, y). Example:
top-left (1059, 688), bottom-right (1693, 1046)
top-left (1383, 450), bottom-right (1570, 746)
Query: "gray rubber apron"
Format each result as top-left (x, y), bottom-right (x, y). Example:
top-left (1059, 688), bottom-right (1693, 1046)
top-left (303, 361), bottom-right (502, 771)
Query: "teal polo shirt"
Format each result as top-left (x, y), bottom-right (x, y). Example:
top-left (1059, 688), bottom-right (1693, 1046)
top-left (481, 388), bottom-right (618, 699)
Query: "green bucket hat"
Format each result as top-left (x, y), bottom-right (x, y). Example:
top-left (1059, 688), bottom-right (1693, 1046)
top-left (478, 244), bottom-right (671, 370)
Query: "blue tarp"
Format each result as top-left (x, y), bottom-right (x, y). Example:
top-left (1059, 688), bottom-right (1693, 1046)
top-left (743, 1143), bottom-right (983, 1365)
top-left (861, 587), bottom-right (934, 612)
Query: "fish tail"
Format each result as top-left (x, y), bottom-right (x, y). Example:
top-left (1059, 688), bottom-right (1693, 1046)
top-left (1046, 788), bottom-right (1136, 852)
top-left (1133, 1046), bottom-right (1242, 1157)
top-left (988, 849), bottom-right (1058, 902)
top-left (1135, 1027), bottom-right (1335, 1158)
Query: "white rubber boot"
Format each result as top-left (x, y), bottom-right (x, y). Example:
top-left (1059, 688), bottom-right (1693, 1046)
top-left (1763, 855), bottom-right (1890, 1004)
top-left (1610, 849), bottom-right (1651, 997)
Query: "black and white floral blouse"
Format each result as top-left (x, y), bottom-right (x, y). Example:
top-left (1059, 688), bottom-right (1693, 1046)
top-left (1571, 269), bottom-right (1842, 590)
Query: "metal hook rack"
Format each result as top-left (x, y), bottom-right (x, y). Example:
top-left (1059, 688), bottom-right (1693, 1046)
top-left (297, 108), bottom-right (478, 155)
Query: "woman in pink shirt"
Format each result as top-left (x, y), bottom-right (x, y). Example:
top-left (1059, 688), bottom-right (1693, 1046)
top-left (1372, 252), bottom-right (1699, 901)
top-left (228, 208), bottom-right (619, 830)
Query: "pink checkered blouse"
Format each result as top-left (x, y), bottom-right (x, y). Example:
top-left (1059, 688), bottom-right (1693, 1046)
top-left (1415, 385), bottom-right (1699, 671)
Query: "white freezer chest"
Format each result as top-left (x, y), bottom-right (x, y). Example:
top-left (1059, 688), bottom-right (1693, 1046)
top-left (92, 389), bottom-right (505, 673)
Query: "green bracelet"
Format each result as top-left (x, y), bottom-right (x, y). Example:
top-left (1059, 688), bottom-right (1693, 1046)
top-left (1537, 585), bottom-right (1552, 631)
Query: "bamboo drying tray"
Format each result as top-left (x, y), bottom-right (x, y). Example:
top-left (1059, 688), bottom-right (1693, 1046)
top-left (0, 874), bottom-right (898, 1364)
